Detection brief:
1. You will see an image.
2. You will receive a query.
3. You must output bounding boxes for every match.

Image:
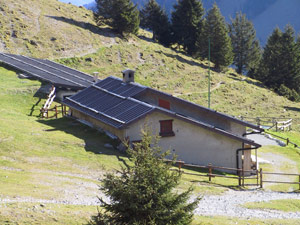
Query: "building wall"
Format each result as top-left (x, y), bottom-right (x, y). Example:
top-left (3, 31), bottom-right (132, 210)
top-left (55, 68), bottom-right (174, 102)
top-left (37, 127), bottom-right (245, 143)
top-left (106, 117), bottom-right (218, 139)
top-left (125, 111), bottom-right (243, 169)
top-left (134, 91), bottom-right (246, 137)
top-left (71, 109), bottom-right (125, 139)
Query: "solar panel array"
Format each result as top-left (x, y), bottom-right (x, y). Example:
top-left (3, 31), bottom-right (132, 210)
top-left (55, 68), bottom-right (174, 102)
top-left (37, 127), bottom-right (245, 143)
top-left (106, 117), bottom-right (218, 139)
top-left (95, 76), bottom-right (146, 97)
top-left (63, 80), bottom-right (154, 128)
top-left (0, 53), bottom-right (94, 90)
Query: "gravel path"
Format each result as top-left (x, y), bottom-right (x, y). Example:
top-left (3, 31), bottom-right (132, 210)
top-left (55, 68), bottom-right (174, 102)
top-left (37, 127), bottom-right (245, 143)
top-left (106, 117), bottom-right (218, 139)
top-left (195, 189), bottom-right (300, 219)
top-left (246, 133), bottom-right (282, 146)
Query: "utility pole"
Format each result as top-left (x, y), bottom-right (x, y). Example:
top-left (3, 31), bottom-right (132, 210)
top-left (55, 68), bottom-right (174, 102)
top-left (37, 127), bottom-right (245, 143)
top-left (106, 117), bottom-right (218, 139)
top-left (208, 38), bottom-right (211, 109)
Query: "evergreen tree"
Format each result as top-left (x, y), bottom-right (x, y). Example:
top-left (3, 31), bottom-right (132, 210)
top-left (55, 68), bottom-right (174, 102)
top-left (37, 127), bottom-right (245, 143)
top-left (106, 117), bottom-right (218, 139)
top-left (253, 27), bottom-right (282, 84)
top-left (200, 3), bottom-right (233, 70)
top-left (140, 0), bottom-right (172, 46)
top-left (229, 12), bottom-right (261, 74)
top-left (171, 0), bottom-right (204, 56)
top-left (257, 25), bottom-right (300, 93)
top-left (89, 129), bottom-right (200, 225)
top-left (95, 0), bottom-right (140, 36)
top-left (95, 0), bottom-right (113, 20)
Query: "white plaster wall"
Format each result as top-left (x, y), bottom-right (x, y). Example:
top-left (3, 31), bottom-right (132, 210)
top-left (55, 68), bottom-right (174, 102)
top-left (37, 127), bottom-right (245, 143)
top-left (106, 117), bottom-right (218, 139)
top-left (125, 111), bottom-right (243, 168)
top-left (134, 92), bottom-right (246, 137)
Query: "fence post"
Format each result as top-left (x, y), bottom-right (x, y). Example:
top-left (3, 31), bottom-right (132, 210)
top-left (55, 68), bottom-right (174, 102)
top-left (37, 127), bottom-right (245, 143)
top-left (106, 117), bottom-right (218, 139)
top-left (299, 175), bottom-right (300, 190)
top-left (55, 105), bottom-right (58, 119)
top-left (208, 163), bottom-right (212, 182)
top-left (256, 117), bottom-right (260, 126)
top-left (178, 161), bottom-right (184, 172)
top-left (276, 122), bottom-right (278, 132)
top-left (61, 104), bottom-right (64, 116)
top-left (287, 138), bottom-right (289, 146)
top-left (256, 169), bottom-right (259, 186)
top-left (242, 167), bottom-right (245, 187)
top-left (260, 168), bottom-right (263, 188)
top-left (238, 169), bottom-right (241, 186)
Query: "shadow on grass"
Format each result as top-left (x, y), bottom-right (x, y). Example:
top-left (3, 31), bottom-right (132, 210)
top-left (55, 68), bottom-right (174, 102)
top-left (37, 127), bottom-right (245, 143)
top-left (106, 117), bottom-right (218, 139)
top-left (46, 16), bottom-right (117, 38)
top-left (284, 106), bottom-right (300, 112)
top-left (138, 34), bottom-right (155, 43)
top-left (37, 117), bottom-right (127, 160)
top-left (156, 51), bottom-right (209, 69)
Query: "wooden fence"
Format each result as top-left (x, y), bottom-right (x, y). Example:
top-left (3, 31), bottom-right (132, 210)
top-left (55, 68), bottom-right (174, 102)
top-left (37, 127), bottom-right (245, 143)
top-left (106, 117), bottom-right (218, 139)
top-left (169, 161), bottom-right (258, 187)
top-left (264, 131), bottom-right (299, 148)
top-left (238, 116), bottom-right (292, 131)
top-left (170, 161), bottom-right (300, 190)
top-left (259, 168), bottom-right (300, 189)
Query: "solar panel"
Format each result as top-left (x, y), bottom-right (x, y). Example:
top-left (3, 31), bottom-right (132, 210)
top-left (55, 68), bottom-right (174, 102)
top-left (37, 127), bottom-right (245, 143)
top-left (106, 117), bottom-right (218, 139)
top-left (0, 53), bottom-right (94, 90)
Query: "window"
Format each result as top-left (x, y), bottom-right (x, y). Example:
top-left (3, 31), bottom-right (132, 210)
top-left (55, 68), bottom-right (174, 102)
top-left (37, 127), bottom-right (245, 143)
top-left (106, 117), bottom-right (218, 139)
top-left (159, 120), bottom-right (175, 137)
top-left (159, 99), bottom-right (170, 110)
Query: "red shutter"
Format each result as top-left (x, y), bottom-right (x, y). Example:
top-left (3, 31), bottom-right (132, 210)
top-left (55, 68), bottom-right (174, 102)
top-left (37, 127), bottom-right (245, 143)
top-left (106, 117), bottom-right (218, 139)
top-left (159, 120), bottom-right (175, 137)
top-left (159, 99), bottom-right (170, 110)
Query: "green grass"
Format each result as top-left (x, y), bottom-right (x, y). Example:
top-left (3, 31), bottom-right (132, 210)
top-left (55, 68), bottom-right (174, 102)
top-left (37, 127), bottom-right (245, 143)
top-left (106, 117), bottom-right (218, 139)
top-left (0, 202), bottom-right (97, 225)
top-left (243, 199), bottom-right (300, 212)
top-left (192, 215), bottom-right (300, 225)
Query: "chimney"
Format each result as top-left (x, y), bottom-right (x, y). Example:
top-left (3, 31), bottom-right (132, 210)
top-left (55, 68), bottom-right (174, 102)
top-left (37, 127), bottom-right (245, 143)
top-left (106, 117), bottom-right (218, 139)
top-left (122, 69), bottom-right (135, 83)
top-left (93, 72), bottom-right (99, 83)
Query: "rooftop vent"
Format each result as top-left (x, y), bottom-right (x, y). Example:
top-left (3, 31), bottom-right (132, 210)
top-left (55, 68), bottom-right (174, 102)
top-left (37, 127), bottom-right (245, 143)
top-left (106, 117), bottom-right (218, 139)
top-left (93, 72), bottom-right (99, 83)
top-left (122, 69), bottom-right (135, 83)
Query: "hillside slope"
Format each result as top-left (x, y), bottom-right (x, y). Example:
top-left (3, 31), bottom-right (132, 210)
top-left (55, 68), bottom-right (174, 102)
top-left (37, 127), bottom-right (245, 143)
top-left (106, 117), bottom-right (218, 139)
top-left (1, 0), bottom-right (300, 127)
top-left (0, 0), bottom-right (116, 58)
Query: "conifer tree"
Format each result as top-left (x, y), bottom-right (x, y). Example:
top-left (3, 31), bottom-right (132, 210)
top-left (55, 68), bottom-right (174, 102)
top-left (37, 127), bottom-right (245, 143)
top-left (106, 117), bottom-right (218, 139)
top-left (95, 0), bottom-right (140, 36)
top-left (229, 12), bottom-right (261, 74)
top-left (200, 3), bottom-right (233, 70)
top-left (171, 0), bottom-right (204, 56)
top-left (89, 129), bottom-right (200, 225)
top-left (140, 0), bottom-right (172, 46)
top-left (95, 0), bottom-right (113, 20)
top-left (257, 26), bottom-right (300, 92)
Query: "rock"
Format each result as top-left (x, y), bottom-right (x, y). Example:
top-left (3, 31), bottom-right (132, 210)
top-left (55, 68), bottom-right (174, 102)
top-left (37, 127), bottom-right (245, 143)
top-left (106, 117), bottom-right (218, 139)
top-left (104, 143), bottom-right (113, 149)
top-left (85, 57), bottom-right (93, 62)
top-left (30, 40), bottom-right (38, 46)
top-left (50, 37), bottom-right (57, 41)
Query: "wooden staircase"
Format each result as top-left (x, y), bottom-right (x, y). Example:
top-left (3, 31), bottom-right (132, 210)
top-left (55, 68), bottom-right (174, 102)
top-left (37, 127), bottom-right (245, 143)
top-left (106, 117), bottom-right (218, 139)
top-left (41, 86), bottom-right (56, 118)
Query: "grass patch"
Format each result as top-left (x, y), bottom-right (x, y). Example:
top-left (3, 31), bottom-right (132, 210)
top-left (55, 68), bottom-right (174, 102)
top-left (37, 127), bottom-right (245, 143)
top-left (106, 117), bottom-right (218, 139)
top-left (243, 199), bottom-right (300, 212)
top-left (193, 215), bottom-right (300, 225)
top-left (0, 202), bottom-right (97, 225)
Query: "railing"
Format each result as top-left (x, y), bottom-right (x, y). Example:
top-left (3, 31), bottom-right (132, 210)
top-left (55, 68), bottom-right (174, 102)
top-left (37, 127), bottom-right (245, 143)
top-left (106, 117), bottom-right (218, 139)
top-left (259, 168), bottom-right (300, 190)
top-left (41, 86), bottom-right (56, 117)
top-left (264, 131), bottom-right (299, 148)
top-left (169, 161), bottom-right (300, 190)
top-left (168, 161), bottom-right (258, 187)
top-left (42, 104), bottom-right (68, 119)
top-left (238, 116), bottom-right (292, 131)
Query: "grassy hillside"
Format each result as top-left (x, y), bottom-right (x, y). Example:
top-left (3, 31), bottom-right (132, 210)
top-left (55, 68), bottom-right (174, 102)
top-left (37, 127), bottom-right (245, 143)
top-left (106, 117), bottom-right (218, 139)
top-left (1, 0), bottom-right (299, 127)
top-left (0, 0), bottom-right (115, 58)
top-left (1, 66), bottom-right (300, 224)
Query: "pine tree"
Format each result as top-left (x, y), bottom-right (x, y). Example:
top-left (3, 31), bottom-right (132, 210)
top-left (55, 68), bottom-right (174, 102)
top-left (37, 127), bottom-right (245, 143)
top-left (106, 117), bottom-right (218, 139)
top-left (257, 26), bottom-right (300, 91)
top-left (89, 129), bottom-right (200, 225)
top-left (253, 27), bottom-right (282, 84)
top-left (229, 12), bottom-right (261, 74)
top-left (200, 3), bottom-right (233, 71)
top-left (95, 0), bottom-right (140, 36)
top-left (140, 0), bottom-right (172, 46)
top-left (95, 0), bottom-right (113, 20)
top-left (171, 0), bottom-right (204, 56)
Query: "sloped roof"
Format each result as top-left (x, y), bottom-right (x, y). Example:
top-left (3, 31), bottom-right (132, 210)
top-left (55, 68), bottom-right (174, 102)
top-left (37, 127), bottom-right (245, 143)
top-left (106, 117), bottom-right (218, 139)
top-left (63, 76), bottom-right (262, 147)
top-left (63, 80), bottom-right (153, 128)
top-left (0, 53), bottom-right (94, 90)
